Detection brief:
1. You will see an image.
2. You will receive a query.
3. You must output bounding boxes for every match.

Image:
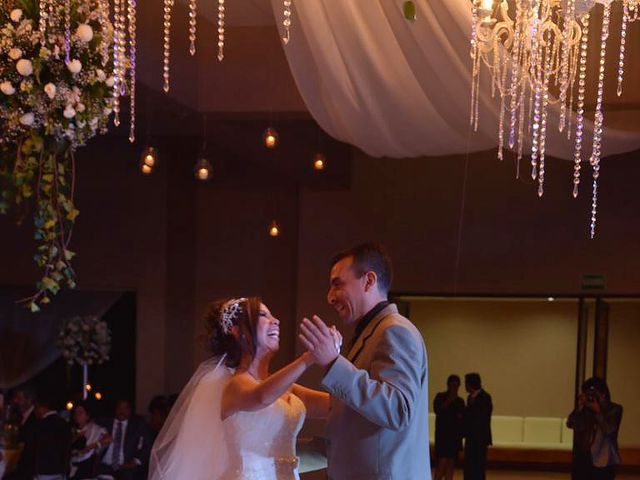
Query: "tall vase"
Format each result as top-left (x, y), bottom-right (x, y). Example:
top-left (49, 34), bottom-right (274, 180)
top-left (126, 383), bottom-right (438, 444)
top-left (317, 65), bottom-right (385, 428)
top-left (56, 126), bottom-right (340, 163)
top-left (82, 361), bottom-right (88, 400)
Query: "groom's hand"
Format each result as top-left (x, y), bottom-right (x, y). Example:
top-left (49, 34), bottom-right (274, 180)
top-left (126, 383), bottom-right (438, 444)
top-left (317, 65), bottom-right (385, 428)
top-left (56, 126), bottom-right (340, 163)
top-left (299, 316), bottom-right (340, 368)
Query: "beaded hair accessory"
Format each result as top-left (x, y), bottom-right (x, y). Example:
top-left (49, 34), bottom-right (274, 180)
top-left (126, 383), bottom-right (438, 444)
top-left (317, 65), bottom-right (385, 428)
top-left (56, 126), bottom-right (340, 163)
top-left (220, 297), bottom-right (247, 335)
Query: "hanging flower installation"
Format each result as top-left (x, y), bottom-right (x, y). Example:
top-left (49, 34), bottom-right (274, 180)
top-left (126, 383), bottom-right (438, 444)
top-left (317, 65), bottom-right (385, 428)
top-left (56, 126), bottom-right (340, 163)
top-left (0, 0), bottom-right (136, 311)
top-left (470, 0), bottom-right (639, 238)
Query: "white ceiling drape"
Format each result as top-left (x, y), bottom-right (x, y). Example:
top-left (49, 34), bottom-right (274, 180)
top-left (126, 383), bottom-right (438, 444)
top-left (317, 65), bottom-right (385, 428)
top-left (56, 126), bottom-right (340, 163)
top-left (272, 0), bottom-right (640, 159)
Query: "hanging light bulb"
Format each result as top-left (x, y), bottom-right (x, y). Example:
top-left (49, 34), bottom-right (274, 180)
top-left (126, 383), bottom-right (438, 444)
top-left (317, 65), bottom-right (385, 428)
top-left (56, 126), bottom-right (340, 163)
top-left (140, 146), bottom-right (158, 174)
top-left (269, 220), bottom-right (280, 237)
top-left (313, 153), bottom-right (326, 171)
top-left (263, 127), bottom-right (279, 149)
top-left (94, 392), bottom-right (103, 400)
top-left (85, 384), bottom-right (92, 392)
top-left (194, 158), bottom-right (213, 181)
top-left (66, 401), bottom-right (74, 411)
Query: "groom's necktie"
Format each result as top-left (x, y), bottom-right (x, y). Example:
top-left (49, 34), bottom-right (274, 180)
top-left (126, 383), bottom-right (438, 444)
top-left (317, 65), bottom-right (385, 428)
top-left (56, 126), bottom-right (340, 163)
top-left (111, 420), bottom-right (123, 467)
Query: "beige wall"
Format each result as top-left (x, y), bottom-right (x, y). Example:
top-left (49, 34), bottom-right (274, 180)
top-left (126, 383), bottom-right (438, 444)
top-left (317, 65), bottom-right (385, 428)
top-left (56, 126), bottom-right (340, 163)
top-left (409, 298), bottom-right (578, 418)
top-left (607, 301), bottom-right (640, 447)
top-left (405, 297), bottom-right (640, 447)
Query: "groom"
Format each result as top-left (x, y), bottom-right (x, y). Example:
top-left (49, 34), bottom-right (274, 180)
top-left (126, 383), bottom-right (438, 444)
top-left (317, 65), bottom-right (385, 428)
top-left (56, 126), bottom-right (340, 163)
top-left (299, 243), bottom-right (431, 480)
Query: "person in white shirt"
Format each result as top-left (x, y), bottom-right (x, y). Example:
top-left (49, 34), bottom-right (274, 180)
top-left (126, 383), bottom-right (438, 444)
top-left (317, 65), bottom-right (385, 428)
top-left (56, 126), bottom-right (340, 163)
top-left (70, 401), bottom-right (108, 479)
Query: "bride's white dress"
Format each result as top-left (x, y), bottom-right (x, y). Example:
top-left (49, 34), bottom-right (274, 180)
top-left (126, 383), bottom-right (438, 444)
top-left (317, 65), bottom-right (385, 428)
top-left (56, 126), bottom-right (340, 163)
top-left (149, 357), bottom-right (306, 480)
top-left (222, 393), bottom-right (306, 479)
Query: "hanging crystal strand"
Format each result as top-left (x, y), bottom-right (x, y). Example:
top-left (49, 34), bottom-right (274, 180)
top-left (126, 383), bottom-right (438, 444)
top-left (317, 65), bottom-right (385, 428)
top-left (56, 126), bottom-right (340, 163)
top-left (188, 0), bottom-right (197, 55)
top-left (558, 0), bottom-right (575, 132)
top-left (283, 0), bottom-right (292, 45)
top-left (567, 45), bottom-right (579, 140)
top-left (217, 0), bottom-right (225, 61)
top-left (64, 0), bottom-right (71, 63)
top-left (572, 12), bottom-right (589, 198)
top-left (529, 0), bottom-right (543, 180)
top-left (38, 0), bottom-right (48, 40)
top-left (48, 0), bottom-right (57, 30)
top-left (516, 62), bottom-right (527, 174)
top-left (538, 31), bottom-right (553, 197)
top-left (113, 0), bottom-right (122, 126)
top-left (589, 2), bottom-right (611, 239)
top-left (163, 0), bottom-right (173, 92)
top-left (498, 54), bottom-right (509, 161)
top-left (508, 0), bottom-right (524, 150)
top-left (470, 0), bottom-right (480, 128)
top-left (98, 0), bottom-right (110, 66)
top-left (128, 0), bottom-right (137, 143)
top-left (617, 2), bottom-right (629, 97)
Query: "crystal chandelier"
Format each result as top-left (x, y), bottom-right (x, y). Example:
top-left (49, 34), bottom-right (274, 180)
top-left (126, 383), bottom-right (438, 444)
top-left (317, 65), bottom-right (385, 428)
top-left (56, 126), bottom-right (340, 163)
top-left (162, 0), bottom-right (295, 93)
top-left (470, 0), bottom-right (639, 237)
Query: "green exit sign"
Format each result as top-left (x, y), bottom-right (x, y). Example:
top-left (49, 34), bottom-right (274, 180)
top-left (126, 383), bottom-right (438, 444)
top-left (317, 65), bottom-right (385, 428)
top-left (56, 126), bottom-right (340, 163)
top-left (581, 274), bottom-right (605, 290)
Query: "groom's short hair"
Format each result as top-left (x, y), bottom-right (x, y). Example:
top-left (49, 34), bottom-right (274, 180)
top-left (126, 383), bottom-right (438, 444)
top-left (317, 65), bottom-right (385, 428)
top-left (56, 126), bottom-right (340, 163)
top-left (331, 243), bottom-right (393, 294)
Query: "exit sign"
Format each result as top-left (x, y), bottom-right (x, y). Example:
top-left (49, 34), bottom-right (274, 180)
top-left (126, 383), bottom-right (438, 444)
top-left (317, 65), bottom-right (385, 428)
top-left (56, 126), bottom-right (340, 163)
top-left (581, 274), bottom-right (605, 290)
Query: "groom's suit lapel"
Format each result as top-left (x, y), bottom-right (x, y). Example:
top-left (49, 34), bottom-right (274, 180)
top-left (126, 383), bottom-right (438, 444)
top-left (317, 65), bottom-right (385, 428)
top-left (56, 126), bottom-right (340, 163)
top-left (346, 304), bottom-right (397, 364)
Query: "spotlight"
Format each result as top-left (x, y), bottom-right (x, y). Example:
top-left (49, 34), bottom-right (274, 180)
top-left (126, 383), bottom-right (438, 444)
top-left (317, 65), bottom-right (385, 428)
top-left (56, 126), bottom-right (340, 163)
top-left (547, 297), bottom-right (555, 302)
top-left (313, 153), bottom-right (326, 171)
top-left (140, 146), bottom-right (158, 174)
top-left (194, 158), bottom-right (213, 181)
top-left (66, 401), bottom-right (74, 411)
top-left (85, 384), bottom-right (92, 392)
top-left (263, 127), bottom-right (279, 149)
top-left (94, 392), bottom-right (103, 400)
top-left (269, 220), bottom-right (280, 237)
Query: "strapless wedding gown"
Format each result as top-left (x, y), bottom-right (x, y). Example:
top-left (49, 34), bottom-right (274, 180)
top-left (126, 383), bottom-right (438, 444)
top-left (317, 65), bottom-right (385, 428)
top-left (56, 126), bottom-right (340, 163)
top-left (221, 393), bottom-right (306, 480)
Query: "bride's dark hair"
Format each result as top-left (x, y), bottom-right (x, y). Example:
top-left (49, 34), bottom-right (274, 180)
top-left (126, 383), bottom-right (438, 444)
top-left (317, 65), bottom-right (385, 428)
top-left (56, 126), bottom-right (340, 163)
top-left (204, 296), bottom-right (262, 368)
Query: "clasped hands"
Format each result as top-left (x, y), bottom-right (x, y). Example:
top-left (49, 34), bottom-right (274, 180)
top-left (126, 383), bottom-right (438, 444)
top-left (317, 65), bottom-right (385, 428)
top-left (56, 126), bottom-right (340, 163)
top-left (299, 315), bottom-right (343, 368)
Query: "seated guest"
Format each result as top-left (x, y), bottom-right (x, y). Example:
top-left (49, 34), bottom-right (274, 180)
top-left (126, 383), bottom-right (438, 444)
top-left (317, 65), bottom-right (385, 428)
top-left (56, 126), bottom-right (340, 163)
top-left (97, 399), bottom-right (151, 480)
top-left (19, 396), bottom-right (72, 480)
top-left (70, 401), bottom-right (108, 479)
top-left (146, 396), bottom-right (169, 443)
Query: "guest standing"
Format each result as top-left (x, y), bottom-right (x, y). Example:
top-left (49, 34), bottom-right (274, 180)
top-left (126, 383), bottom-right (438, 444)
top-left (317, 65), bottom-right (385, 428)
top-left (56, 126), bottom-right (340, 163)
top-left (463, 373), bottom-right (492, 480)
top-left (567, 377), bottom-right (623, 480)
top-left (433, 375), bottom-right (465, 480)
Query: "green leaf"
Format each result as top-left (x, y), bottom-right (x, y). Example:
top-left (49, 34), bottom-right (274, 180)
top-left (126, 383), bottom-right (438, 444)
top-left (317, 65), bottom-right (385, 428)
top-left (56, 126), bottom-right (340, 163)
top-left (64, 249), bottom-right (76, 260)
top-left (403, 1), bottom-right (417, 21)
top-left (42, 276), bottom-right (60, 294)
top-left (30, 302), bottom-right (40, 313)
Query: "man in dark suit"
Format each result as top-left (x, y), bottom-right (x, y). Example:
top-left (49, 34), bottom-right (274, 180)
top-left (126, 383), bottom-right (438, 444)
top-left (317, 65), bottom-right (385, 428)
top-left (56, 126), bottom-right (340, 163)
top-left (5, 388), bottom-right (39, 480)
top-left (463, 373), bottom-right (493, 480)
top-left (18, 396), bottom-right (72, 480)
top-left (97, 399), bottom-right (151, 480)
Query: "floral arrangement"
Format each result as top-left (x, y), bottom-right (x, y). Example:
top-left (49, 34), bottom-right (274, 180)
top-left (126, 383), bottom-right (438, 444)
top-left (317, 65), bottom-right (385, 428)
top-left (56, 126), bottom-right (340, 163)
top-left (0, 0), bottom-right (119, 311)
top-left (57, 315), bottom-right (111, 366)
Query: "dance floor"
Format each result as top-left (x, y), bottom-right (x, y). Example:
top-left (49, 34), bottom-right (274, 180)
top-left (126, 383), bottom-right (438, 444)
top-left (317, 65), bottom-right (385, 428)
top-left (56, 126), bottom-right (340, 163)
top-left (301, 470), bottom-right (640, 480)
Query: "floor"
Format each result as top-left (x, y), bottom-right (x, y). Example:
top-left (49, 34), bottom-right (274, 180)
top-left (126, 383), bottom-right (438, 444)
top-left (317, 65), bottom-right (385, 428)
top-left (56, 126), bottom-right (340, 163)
top-left (301, 470), bottom-right (640, 480)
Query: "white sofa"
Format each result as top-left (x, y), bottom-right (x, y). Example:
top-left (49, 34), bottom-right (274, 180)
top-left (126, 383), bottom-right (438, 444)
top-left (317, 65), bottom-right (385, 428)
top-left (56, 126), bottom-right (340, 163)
top-left (428, 413), bottom-right (573, 450)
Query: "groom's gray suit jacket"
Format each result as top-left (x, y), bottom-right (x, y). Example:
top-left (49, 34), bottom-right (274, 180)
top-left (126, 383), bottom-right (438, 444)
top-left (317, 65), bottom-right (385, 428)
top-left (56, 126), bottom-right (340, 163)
top-left (321, 303), bottom-right (431, 480)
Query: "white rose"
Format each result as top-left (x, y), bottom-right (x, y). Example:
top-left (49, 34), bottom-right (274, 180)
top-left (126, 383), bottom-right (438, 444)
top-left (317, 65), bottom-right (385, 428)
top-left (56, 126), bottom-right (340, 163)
top-left (19, 112), bottom-right (34, 126)
top-left (66, 59), bottom-right (82, 74)
top-left (96, 69), bottom-right (106, 82)
top-left (76, 24), bottom-right (94, 42)
top-left (105, 77), bottom-right (114, 87)
top-left (16, 59), bottom-right (33, 76)
top-left (0, 81), bottom-right (15, 95)
top-left (8, 48), bottom-right (22, 60)
top-left (63, 105), bottom-right (76, 118)
top-left (44, 82), bottom-right (56, 99)
top-left (10, 9), bottom-right (22, 22)
top-left (76, 102), bottom-right (86, 112)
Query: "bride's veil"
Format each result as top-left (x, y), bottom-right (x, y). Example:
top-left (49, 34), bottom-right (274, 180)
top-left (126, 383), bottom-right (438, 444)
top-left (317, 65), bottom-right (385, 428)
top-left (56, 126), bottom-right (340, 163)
top-left (148, 355), bottom-right (233, 480)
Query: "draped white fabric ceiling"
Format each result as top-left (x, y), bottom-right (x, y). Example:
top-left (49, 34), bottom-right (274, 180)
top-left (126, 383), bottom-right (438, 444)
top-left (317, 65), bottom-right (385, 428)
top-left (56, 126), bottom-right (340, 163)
top-left (271, 0), bottom-right (640, 159)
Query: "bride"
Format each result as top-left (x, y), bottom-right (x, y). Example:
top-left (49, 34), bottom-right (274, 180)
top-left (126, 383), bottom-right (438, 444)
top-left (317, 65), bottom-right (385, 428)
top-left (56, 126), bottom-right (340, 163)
top-left (149, 297), bottom-right (336, 480)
